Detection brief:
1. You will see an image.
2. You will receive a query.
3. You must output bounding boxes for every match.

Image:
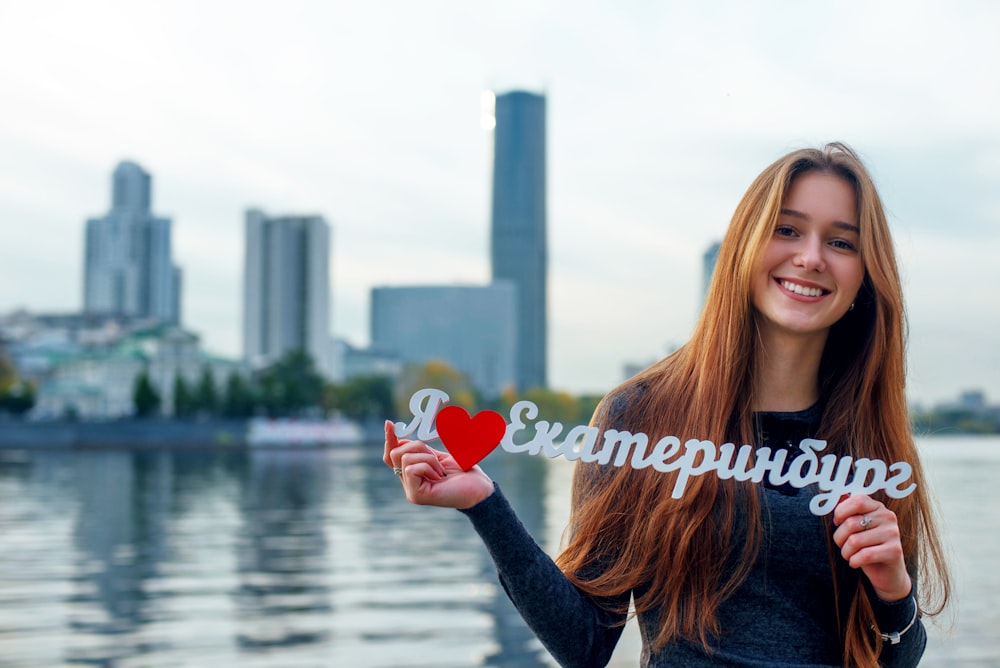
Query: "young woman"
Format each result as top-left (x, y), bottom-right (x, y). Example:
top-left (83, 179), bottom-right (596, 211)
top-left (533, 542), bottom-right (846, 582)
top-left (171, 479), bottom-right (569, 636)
top-left (383, 143), bottom-right (950, 667)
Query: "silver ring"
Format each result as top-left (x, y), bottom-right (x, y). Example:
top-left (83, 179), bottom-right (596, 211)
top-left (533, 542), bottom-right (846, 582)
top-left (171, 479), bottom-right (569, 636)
top-left (860, 515), bottom-right (873, 530)
top-left (393, 467), bottom-right (403, 477)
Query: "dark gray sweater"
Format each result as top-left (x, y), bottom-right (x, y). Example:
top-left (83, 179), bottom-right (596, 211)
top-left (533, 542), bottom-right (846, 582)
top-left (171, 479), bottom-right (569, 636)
top-left (460, 406), bottom-right (924, 667)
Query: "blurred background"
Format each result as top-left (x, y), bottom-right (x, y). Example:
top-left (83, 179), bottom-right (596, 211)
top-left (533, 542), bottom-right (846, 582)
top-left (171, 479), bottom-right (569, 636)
top-left (1, 0), bottom-right (999, 406)
top-left (1, 1), bottom-right (998, 666)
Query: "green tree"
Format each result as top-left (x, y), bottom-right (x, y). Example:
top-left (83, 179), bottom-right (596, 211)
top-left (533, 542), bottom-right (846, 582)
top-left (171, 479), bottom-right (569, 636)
top-left (522, 387), bottom-right (580, 424)
top-left (258, 349), bottom-right (325, 416)
top-left (194, 366), bottom-right (218, 416)
top-left (0, 381), bottom-right (35, 416)
top-left (0, 350), bottom-right (36, 417)
top-left (912, 407), bottom-right (1000, 435)
top-left (321, 382), bottom-right (343, 416)
top-left (0, 353), bottom-right (16, 391)
top-left (133, 370), bottom-right (161, 418)
top-left (173, 374), bottom-right (195, 418)
top-left (576, 394), bottom-right (605, 424)
top-left (395, 360), bottom-right (476, 415)
top-left (222, 371), bottom-right (255, 417)
top-left (335, 375), bottom-right (394, 421)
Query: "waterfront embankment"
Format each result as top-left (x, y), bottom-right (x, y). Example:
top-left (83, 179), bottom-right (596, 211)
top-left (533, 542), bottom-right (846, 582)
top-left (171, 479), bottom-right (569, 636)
top-left (0, 419), bottom-right (248, 448)
top-left (0, 418), bottom-right (386, 448)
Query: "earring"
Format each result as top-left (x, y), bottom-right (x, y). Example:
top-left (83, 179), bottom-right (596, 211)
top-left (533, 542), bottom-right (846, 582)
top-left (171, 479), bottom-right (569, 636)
top-left (849, 302), bottom-right (855, 311)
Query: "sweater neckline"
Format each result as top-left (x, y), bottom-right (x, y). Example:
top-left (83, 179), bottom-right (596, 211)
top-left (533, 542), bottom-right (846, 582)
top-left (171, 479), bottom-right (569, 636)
top-left (752, 401), bottom-right (822, 422)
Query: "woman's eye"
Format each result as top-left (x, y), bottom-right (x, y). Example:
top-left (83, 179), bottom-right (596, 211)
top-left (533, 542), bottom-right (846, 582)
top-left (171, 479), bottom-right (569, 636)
top-left (831, 239), bottom-right (857, 251)
top-left (775, 225), bottom-right (796, 237)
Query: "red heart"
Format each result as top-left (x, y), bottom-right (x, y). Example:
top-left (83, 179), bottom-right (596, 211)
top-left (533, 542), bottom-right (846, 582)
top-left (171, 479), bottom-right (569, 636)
top-left (436, 406), bottom-right (507, 471)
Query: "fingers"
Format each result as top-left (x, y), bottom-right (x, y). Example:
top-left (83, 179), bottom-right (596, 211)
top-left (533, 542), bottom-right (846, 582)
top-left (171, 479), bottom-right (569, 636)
top-left (831, 494), bottom-right (911, 601)
top-left (833, 494), bottom-right (887, 560)
top-left (382, 427), bottom-right (495, 509)
top-left (383, 420), bottom-right (454, 482)
top-left (383, 419), bottom-right (414, 467)
top-left (382, 419), bottom-right (407, 466)
top-left (382, 420), bottom-right (397, 466)
top-left (835, 513), bottom-right (902, 566)
top-left (399, 450), bottom-right (448, 482)
top-left (832, 493), bottom-right (868, 528)
top-left (401, 460), bottom-right (447, 491)
top-left (387, 438), bottom-right (447, 478)
top-left (833, 494), bottom-right (891, 551)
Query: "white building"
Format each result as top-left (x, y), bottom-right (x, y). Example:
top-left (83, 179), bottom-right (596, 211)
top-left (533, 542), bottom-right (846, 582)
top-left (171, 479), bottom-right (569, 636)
top-left (33, 347), bottom-right (145, 419)
top-left (370, 283), bottom-right (517, 398)
top-left (10, 317), bottom-right (246, 420)
top-left (243, 209), bottom-right (332, 378)
top-left (83, 161), bottom-right (182, 324)
top-left (332, 339), bottom-right (403, 383)
top-left (1, 310), bottom-right (153, 384)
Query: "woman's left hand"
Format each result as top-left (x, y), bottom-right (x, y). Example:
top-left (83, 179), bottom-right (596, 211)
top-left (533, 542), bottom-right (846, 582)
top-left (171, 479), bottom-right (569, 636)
top-left (833, 494), bottom-right (912, 602)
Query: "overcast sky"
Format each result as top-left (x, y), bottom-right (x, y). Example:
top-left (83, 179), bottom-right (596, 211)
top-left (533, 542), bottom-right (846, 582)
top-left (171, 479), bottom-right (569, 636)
top-left (1, 1), bottom-right (998, 407)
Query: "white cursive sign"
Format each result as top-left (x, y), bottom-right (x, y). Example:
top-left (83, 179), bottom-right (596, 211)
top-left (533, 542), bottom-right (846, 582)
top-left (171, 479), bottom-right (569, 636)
top-left (393, 388), bottom-right (917, 516)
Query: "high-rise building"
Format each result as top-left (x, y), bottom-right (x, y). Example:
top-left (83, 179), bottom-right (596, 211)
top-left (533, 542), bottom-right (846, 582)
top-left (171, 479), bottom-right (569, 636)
top-left (702, 240), bottom-right (722, 306)
top-left (243, 209), bottom-right (332, 377)
top-left (83, 161), bottom-right (182, 323)
top-left (370, 284), bottom-right (517, 398)
top-left (490, 90), bottom-right (547, 390)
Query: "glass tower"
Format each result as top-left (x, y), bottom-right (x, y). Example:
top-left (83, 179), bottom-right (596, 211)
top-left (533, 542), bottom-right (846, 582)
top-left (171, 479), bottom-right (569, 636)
top-left (83, 161), bottom-right (182, 324)
top-left (490, 90), bottom-right (547, 391)
top-left (243, 210), bottom-right (331, 377)
top-left (370, 284), bottom-right (517, 399)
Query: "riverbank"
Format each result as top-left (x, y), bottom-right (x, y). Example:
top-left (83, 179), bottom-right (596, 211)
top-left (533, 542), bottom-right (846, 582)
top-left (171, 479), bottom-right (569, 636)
top-left (3, 418), bottom-right (996, 450)
top-left (0, 419), bottom-right (247, 448)
top-left (0, 418), bottom-right (384, 448)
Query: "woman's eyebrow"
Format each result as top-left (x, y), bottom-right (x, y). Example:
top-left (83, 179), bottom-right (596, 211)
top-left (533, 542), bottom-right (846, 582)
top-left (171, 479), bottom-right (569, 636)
top-left (833, 221), bottom-right (861, 234)
top-left (779, 208), bottom-right (860, 234)
top-left (779, 207), bottom-right (808, 220)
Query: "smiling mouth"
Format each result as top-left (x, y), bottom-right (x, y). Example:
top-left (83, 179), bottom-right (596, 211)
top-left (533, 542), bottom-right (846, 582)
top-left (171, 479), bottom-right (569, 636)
top-left (778, 279), bottom-right (829, 297)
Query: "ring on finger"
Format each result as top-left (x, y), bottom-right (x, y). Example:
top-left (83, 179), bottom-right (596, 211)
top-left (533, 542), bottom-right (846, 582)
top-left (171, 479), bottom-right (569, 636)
top-left (860, 515), bottom-right (873, 530)
top-left (393, 467), bottom-right (403, 477)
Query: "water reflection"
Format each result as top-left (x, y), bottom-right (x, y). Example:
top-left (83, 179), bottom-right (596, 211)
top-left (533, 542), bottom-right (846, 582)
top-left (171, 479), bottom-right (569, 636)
top-left (0, 446), bottom-right (556, 667)
top-left (2, 439), bottom-right (994, 667)
top-left (235, 450), bottom-right (334, 652)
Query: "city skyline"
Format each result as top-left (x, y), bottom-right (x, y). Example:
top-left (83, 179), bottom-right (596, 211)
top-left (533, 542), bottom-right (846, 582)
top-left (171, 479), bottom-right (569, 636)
top-left (1, 2), bottom-right (999, 406)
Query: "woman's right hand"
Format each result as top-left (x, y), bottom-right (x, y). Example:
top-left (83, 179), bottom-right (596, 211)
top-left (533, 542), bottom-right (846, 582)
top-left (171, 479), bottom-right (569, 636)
top-left (382, 420), bottom-right (495, 510)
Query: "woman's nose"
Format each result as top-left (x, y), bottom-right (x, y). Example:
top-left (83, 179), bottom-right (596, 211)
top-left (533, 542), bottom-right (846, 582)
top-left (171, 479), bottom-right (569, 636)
top-left (793, 236), bottom-right (826, 272)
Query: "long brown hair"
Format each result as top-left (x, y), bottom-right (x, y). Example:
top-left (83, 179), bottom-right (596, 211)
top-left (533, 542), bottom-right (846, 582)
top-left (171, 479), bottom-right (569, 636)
top-left (556, 142), bottom-right (950, 667)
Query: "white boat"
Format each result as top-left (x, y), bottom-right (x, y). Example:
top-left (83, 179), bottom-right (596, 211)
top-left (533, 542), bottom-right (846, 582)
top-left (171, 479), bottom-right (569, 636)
top-left (246, 417), bottom-right (364, 446)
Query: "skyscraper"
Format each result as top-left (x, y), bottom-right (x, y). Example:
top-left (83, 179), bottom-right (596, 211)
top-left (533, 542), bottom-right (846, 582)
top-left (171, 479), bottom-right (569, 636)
top-left (702, 240), bottom-right (722, 306)
top-left (243, 209), bottom-right (332, 377)
top-left (490, 90), bottom-right (547, 390)
top-left (83, 161), bottom-right (182, 323)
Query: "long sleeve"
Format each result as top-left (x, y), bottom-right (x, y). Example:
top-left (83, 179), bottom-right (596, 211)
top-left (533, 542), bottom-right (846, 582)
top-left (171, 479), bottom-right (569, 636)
top-left (870, 586), bottom-right (926, 667)
top-left (460, 483), bottom-right (630, 668)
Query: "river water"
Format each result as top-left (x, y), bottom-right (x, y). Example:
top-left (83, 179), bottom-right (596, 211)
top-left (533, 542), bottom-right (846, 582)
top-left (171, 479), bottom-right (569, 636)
top-left (0, 436), bottom-right (996, 667)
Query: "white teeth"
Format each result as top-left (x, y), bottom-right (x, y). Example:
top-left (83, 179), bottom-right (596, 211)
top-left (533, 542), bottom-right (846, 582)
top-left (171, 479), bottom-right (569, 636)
top-left (780, 280), bottom-right (824, 297)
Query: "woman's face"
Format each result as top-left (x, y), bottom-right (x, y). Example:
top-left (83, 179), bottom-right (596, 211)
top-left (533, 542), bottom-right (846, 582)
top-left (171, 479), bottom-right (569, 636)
top-left (752, 171), bottom-right (865, 344)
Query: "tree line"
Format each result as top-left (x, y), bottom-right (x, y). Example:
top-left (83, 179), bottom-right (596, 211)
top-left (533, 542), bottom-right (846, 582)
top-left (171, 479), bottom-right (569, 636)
top-left (133, 351), bottom-right (605, 426)
top-left (133, 349), bottom-right (395, 422)
top-left (8, 345), bottom-right (999, 434)
top-left (911, 406), bottom-right (1000, 435)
